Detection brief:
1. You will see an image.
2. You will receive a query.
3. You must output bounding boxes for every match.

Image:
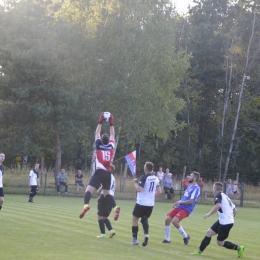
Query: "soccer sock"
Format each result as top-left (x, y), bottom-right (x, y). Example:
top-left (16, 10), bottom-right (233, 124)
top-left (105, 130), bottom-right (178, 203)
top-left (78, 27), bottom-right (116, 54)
top-left (104, 194), bottom-right (116, 208)
top-left (165, 225), bottom-right (171, 241)
top-left (199, 236), bottom-right (211, 252)
top-left (141, 217), bottom-right (149, 236)
top-left (29, 192), bottom-right (33, 199)
top-left (84, 191), bottom-right (92, 205)
top-left (223, 241), bottom-right (239, 250)
top-left (0, 206), bottom-right (2, 210)
top-left (32, 191), bottom-right (37, 197)
top-left (104, 219), bottom-right (113, 231)
top-left (178, 225), bottom-right (188, 238)
top-left (132, 226), bottom-right (138, 239)
top-left (98, 219), bottom-right (106, 235)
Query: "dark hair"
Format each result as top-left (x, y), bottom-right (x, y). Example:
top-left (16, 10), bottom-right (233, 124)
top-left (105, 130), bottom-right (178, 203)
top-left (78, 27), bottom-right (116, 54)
top-left (214, 182), bottom-right (223, 191)
top-left (145, 162), bottom-right (154, 172)
top-left (192, 171), bottom-right (200, 182)
top-left (101, 133), bottom-right (109, 145)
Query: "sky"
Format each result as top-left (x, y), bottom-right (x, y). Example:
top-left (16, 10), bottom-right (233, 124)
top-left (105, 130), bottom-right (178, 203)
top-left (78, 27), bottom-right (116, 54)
top-left (173, 0), bottom-right (195, 13)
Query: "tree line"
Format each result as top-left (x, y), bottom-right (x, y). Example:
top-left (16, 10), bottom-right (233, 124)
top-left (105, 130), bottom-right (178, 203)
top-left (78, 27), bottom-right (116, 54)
top-left (0, 0), bottom-right (259, 184)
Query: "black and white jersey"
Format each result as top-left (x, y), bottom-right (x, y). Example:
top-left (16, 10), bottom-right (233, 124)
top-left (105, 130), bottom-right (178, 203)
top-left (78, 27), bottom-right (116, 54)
top-left (136, 174), bottom-right (160, 206)
top-left (0, 164), bottom-right (4, 188)
top-left (29, 169), bottom-right (39, 186)
top-left (214, 192), bottom-right (236, 225)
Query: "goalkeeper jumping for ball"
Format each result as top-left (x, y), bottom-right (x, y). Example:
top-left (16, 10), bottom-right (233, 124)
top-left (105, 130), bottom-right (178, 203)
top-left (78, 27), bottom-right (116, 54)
top-left (79, 112), bottom-right (120, 221)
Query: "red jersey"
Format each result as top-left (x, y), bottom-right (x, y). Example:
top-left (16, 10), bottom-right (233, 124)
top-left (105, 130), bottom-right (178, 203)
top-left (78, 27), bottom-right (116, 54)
top-left (95, 138), bottom-right (115, 171)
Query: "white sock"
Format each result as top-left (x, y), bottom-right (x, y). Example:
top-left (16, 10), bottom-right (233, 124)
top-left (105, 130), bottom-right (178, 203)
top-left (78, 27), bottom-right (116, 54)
top-left (178, 225), bottom-right (188, 238)
top-left (165, 225), bottom-right (171, 241)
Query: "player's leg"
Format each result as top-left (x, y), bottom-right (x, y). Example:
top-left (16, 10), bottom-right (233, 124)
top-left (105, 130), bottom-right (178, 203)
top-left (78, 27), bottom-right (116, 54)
top-left (162, 209), bottom-right (175, 243)
top-left (29, 186), bottom-right (34, 202)
top-left (79, 172), bottom-right (99, 218)
top-left (0, 188), bottom-right (4, 210)
top-left (171, 209), bottom-right (190, 244)
top-left (97, 215), bottom-right (106, 238)
top-left (102, 171), bottom-right (120, 220)
top-left (217, 224), bottom-right (244, 258)
top-left (132, 204), bottom-right (143, 245)
top-left (191, 221), bottom-right (218, 255)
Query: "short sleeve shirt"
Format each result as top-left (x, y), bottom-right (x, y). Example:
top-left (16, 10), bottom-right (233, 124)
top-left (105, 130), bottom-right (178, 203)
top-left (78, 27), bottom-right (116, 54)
top-left (214, 192), bottom-right (236, 225)
top-left (95, 138), bottom-right (115, 171)
top-left (136, 174), bottom-right (160, 206)
top-left (29, 169), bottom-right (39, 186)
top-left (0, 164), bottom-right (4, 188)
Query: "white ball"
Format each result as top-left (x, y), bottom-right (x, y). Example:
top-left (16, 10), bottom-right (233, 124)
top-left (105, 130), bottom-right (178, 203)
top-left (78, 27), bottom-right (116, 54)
top-left (103, 111), bottom-right (110, 122)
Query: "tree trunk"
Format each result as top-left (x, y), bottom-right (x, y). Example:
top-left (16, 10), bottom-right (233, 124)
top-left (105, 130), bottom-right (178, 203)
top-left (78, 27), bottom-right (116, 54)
top-left (222, 10), bottom-right (257, 182)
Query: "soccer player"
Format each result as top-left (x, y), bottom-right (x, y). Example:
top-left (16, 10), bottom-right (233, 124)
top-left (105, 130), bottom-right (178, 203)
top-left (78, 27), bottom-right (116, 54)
top-left (0, 153), bottom-right (5, 210)
top-left (28, 163), bottom-right (40, 203)
top-left (96, 169), bottom-right (116, 239)
top-left (191, 182), bottom-right (244, 258)
top-left (131, 161), bottom-right (161, 246)
top-left (79, 112), bottom-right (120, 220)
top-left (161, 171), bottom-right (200, 244)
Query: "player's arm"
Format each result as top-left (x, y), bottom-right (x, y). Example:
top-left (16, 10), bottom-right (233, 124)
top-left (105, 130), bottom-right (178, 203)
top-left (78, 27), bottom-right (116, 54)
top-left (133, 178), bottom-right (143, 192)
top-left (233, 208), bottom-right (237, 217)
top-left (37, 175), bottom-right (40, 187)
top-left (204, 202), bottom-right (221, 219)
top-left (173, 198), bottom-right (195, 207)
top-left (109, 113), bottom-right (115, 140)
top-left (95, 124), bottom-right (102, 140)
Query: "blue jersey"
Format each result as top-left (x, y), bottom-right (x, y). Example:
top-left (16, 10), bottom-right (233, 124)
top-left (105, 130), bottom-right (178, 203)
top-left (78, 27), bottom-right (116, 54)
top-left (176, 184), bottom-right (200, 215)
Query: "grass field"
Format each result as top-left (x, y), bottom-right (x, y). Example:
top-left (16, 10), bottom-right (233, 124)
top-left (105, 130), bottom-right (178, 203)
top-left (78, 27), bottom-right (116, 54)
top-left (0, 195), bottom-right (258, 260)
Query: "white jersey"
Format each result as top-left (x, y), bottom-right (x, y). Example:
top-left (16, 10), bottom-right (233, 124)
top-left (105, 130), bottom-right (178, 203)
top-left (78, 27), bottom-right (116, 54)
top-left (214, 192), bottom-right (236, 225)
top-left (29, 169), bottom-right (39, 186)
top-left (0, 164), bottom-right (4, 188)
top-left (136, 174), bottom-right (160, 206)
top-left (101, 174), bottom-right (116, 196)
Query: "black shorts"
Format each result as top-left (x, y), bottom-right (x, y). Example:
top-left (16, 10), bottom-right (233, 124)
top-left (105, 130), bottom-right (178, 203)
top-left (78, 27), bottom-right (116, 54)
top-left (97, 194), bottom-right (112, 217)
top-left (88, 169), bottom-right (111, 190)
top-left (30, 186), bottom-right (39, 192)
top-left (0, 187), bottom-right (4, 197)
top-left (132, 203), bottom-right (153, 219)
top-left (211, 220), bottom-right (233, 241)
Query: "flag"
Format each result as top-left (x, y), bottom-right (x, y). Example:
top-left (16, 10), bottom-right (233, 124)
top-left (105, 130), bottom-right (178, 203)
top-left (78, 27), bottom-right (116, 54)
top-left (125, 150), bottom-right (136, 176)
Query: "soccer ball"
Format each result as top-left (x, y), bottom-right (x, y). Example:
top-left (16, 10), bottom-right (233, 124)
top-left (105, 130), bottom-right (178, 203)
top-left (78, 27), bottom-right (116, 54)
top-left (103, 112), bottom-right (110, 122)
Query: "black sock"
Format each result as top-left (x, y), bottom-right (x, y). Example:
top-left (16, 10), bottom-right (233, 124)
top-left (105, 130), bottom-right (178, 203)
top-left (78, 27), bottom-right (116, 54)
top-left (105, 194), bottom-right (116, 208)
top-left (141, 217), bottom-right (149, 235)
top-left (199, 236), bottom-right (211, 252)
top-left (132, 226), bottom-right (138, 239)
top-left (104, 219), bottom-right (113, 231)
top-left (224, 241), bottom-right (239, 250)
top-left (32, 191), bottom-right (37, 197)
top-left (0, 206), bottom-right (2, 210)
top-left (98, 219), bottom-right (105, 234)
top-left (29, 192), bottom-right (33, 199)
top-left (84, 191), bottom-right (92, 205)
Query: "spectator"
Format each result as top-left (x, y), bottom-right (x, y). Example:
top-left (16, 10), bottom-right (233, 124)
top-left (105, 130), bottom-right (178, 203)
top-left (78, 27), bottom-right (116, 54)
top-left (183, 175), bottom-right (190, 190)
top-left (197, 177), bottom-right (205, 200)
top-left (232, 180), bottom-right (239, 200)
top-left (0, 153), bottom-right (5, 210)
top-left (226, 179), bottom-right (233, 198)
top-left (157, 166), bottom-right (164, 188)
top-left (163, 172), bottom-right (175, 200)
top-left (57, 169), bottom-right (68, 194)
top-left (75, 170), bottom-right (86, 194)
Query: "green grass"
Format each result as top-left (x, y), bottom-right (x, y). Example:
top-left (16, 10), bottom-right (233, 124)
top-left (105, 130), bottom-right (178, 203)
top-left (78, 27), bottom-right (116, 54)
top-left (0, 195), bottom-right (258, 260)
